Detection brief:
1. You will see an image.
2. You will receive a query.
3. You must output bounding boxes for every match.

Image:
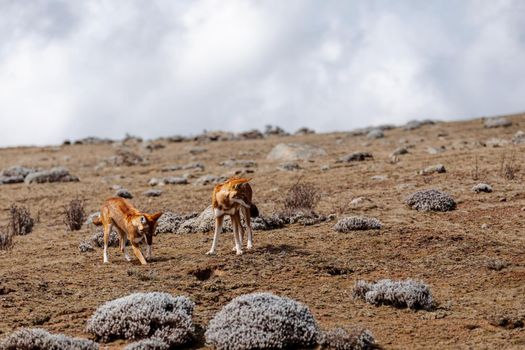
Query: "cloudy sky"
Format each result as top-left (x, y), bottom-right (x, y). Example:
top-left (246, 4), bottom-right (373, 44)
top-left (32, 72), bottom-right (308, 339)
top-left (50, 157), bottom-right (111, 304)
top-left (1, 0), bottom-right (524, 147)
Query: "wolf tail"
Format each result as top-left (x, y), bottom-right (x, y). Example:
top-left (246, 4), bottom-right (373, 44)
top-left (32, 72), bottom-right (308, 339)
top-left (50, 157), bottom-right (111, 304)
top-left (250, 204), bottom-right (259, 218)
top-left (92, 215), bottom-right (102, 226)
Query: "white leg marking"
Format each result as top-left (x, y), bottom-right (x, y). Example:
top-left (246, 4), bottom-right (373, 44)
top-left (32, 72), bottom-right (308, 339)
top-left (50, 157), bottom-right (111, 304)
top-left (207, 216), bottom-right (223, 255)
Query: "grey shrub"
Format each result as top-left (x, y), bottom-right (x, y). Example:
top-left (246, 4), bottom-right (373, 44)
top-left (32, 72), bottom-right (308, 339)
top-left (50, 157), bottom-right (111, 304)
top-left (205, 292), bottom-right (320, 350)
top-left (405, 189), bottom-right (456, 212)
top-left (86, 292), bottom-right (194, 347)
top-left (0, 328), bottom-right (98, 350)
top-left (353, 279), bottom-right (433, 310)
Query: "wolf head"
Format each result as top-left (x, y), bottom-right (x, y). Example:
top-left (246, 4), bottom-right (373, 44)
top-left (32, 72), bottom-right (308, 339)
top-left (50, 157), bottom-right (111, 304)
top-left (131, 212), bottom-right (163, 244)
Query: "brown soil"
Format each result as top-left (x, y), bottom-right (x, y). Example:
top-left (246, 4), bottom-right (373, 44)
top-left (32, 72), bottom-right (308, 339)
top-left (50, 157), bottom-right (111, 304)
top-left (1, 114), bottom-right (525, 349)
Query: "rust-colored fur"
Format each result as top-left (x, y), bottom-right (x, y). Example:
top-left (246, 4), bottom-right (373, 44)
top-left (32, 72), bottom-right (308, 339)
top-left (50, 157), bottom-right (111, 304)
top-left (93, 197), bottom-right (162, 265)
top-left (207, 177), bottom-right (258, 255)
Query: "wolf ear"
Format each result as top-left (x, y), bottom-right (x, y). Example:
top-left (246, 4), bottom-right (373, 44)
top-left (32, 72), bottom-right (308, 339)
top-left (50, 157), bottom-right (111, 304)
top-left (147, 212), bottom-right (163, 223)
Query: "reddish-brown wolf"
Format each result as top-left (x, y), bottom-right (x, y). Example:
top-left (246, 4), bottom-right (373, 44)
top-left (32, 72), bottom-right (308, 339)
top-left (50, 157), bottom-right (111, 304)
top-left (93, 197), bottom-right (162, 265)
top-left (207, 177), bottom-right (259, 255)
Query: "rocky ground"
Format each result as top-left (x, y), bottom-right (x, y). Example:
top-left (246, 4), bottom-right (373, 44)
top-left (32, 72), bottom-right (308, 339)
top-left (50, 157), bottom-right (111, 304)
top-left (0, 114), bottom-right (525, 349)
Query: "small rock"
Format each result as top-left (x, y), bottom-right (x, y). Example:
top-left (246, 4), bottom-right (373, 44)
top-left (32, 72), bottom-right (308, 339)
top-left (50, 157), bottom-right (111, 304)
top-left (481, 224), bottom-right (489, 230)
top-left (25, 167), bottom-right (79, 184)
top-left (366, 129), bottom-right (384, 139)
top-left (486, 138), bottom-right (509, 148)
top-left (267, 143), bottom-right (326, 161)
top-left (419, 164), bottom-right (446, 175)
top-left (499, 197), bottom-right (507, 202)
top-left (144, 189), bottom-right (162, 197)
top-left (116, 189), bottom-right (133, 199)
top-left (391, 147), bottom-right (408, 157)
top-left (472, 183), bottom-right (493, 193)
top-left (188, 147), bottom-right (208, 155)
top-left (278, 163), bottom-right (302, 171)
top-left (336, 152), bottom-right (373, 163)
top-left (148, 178), bottom-right (162, 186)
top-left (294, 127), bottom-right (315, 135)
top-left (193, 175), bottom-right (227, 186)
top-left (427, 146), bottom-right (446, 154)
top-left (163, 177), bottom-right (188, 185)
top-left (371, 175), bottom-right (387, 181)
top-left (320, 164), bottom-right (330, 171)
top-left (512, 131), bottom-right (525, 144)
top-left (484, 117), bottom-right (512, 128)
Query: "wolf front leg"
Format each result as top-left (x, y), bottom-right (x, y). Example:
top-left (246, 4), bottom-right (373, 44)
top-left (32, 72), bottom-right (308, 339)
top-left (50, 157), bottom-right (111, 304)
top-left (103, 224), bottom-right (112, 263)
top-left (242, 206), bottom-right (254, 249)
top-left (231, 212), bottom-right (243, 255)
top-left (206, 215), bottom-right (224, 255)
top-left (131, 242), bottom-right (148, 265)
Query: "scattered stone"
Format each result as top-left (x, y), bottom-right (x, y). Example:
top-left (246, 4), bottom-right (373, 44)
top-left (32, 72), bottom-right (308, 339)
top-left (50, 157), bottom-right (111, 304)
top-left (143, 142), bottom-right (165, 152)
top-left (320, 164), bottom-right (330, 171)
top-left (488, 311), bottom-right (525, 329)
top-left (74, 136), bottom-right (114, 145)
top-left (481, 224), bottom-right (489, 230)
top-left (278, 162), bottom-right (302, 171)
top-left (333, 217), bottom-right (382, 232)
top-left (178, 206), bottom-right (231, 233)
top-left (163, 177), bottom-right (188, 185)
top-left (405, 189), bottom-right (456, 212)
top-left (403, 120), bottom-right (435, 131)
top-left (391, 147), bottom-right (408, 157)
top-left (366, 129), bottom-right (384, 139)
top-left (419, 164), bottom-right (446, 175)
top-left (238, 129), bottom-right (264, 140)
top-left (484, 117), bottom-right (512, 128)
top-left (90, 230), bottom-right (120, 248)
top-left (486, 259), bottom-right (508, 271)
top-left (267, 143), bottom-right (327, 161)
top-left (188, 147), bottom-right (207, 155)
top-left (371, 175), bottom-right (387, 181)
top-left (155, 212), bottom-right (199, 234)
top-left (219, 159), bottom-right (257, 168)
top-left (116, 188), bottom-right (133, 199)
top-left (486, 138), bottom-right (509, 147)
top-left (472, 183), bottom-right (493, 193)
top-left (193, 175), bottom-right (228, 186)
top-left (512, 131), bottom-right (525, 144)
top-left (252, 215), bottom-right (286, 231)
top-left (25, 167), bottom-right (79, 184)
top-left (144, 189), bottom-right (163, 197)
top-left (427, 146), bottom-right (446, 154)
top-left (265, 125), bottom-right (289, 136)
top-left (295, 127), bottom-right (315, 135)
top-left (499, 197), bottom-right (507, 202)
top-left (336, 152), bottom-right (373, 163)
top-left (1, 166), bottom-right (38, 178)
top-left (0, 175), bottom-right (25, 184)
top-left (148, 178), bottom-right (162, 186)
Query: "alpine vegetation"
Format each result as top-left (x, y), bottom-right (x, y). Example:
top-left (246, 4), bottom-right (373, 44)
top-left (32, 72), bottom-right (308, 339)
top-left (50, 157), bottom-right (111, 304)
top-left (472, 183), bottom-right (493, 193)
top-left (320, 327), bottom-right (376, 350)
top-left (124, 338), bottom-right (169, 350)
top-left (86, 292), bottom-right (194, 347)
top-left (0, 327), bottom-right (98, 350)
top-left (205, 292), bottom-right (320, 350)
top-left (353, 279), bottom-right (434, 310)
top-left (333, 217), bottom-right (382, 232)
top-left (405, 189), bottom-right (456, 212)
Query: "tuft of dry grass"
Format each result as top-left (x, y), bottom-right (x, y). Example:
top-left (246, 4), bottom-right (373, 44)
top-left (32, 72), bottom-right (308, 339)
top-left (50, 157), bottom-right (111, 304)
top-left (64, 199), bottom-right (86, 231)
top-left (500, 152), bottom-right (520, 180)
top-left (8, 204), bottom-right (35, 235)
top-left (0, 228), bottom-right (14, 251)
top-left (283, 180), bottom-right (321, 214)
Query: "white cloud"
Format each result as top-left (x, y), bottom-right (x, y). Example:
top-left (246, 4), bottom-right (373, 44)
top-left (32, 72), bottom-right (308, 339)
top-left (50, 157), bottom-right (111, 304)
top-left (0, 0), bottom-right (524, 146)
